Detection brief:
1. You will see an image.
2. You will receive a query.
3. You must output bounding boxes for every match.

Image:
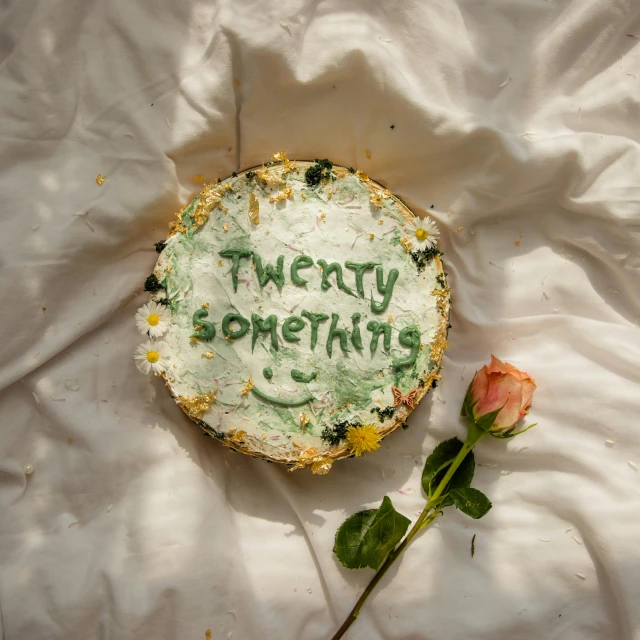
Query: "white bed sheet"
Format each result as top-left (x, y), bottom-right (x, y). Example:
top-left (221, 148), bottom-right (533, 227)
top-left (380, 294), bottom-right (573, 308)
top-left (1, 0), bottom-right (640, 638)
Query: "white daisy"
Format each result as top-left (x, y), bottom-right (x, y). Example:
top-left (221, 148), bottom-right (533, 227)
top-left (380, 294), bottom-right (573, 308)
top-left (412, 217), bottom-right (440, 250)
top-left (134, 340), bottom-right (170, 375)
top-left (135, 301), bottom-right (171, 337)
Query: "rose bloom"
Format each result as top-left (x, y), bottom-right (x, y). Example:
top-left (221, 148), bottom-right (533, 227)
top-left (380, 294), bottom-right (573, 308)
top-left (469, 355), bottom-right (536, 432)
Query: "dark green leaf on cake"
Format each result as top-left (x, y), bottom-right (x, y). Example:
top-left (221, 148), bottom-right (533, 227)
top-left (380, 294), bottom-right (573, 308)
top-left (450, 488), bottom-right (492, 519)
top-left (144, 274), bottom-right (164, 292)
top-left (321, 420), bottom-right (359, 446)
top-left (305, 159), bottom-right (333, 186)
top-left (154, 241), bottom-right (167, 253)
top-left (333, 496), bottom-right (410, 569)
top-left (410, 247), bottom-right (443, 273)
top-left (370, 406), bottom-right (396, 422)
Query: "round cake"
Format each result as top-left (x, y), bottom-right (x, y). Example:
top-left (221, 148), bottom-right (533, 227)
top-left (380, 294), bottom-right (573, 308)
top-left (134, 153), bottom-right (450, 473)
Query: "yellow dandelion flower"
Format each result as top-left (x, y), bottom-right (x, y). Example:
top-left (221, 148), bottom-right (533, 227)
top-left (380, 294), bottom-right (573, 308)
top-left (345, 424), bottom-right (382, 457)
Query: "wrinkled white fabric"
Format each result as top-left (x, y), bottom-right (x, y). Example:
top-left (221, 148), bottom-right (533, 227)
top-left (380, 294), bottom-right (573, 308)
top-left (1, 0), bottom-right (640, 639)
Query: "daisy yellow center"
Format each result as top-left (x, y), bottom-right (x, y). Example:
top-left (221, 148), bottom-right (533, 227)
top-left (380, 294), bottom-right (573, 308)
top-left (147, 313), bottom-right (160, 326)
top-left (415, 229), bottom-right (428, 241)
top-left (146, 350), bottom-right (160, 363)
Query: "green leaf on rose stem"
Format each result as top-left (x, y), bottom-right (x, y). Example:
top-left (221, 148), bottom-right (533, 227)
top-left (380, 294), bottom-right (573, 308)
top-left (450, 488), bottom-right (492, 519)
top-left (333, 496), bottom-right (410, 570)
top-left (474, 406), bottom-right (504, 433)
top-left (422, 438), bottom-right (475, 498)
top-left (491, 423), bottom-right (538, 439)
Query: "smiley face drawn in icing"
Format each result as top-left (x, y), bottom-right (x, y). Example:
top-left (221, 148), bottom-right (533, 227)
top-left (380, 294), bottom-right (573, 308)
top-left (250, 368), bottom-right (317, 407)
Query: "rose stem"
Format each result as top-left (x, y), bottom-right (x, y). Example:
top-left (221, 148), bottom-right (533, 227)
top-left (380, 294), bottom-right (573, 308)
top-left (329, 422), bottom-right (486, 640)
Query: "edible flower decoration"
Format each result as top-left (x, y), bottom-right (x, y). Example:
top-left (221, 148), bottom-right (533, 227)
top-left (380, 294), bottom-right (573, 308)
top-left (134, 340), bottom-right (170, 375)
top-left (135, 301), bottom-right (171, 338)
top-left (412, 217), bottom-right (440, 250)
top-left (345, 423), bottom-right (382, 457)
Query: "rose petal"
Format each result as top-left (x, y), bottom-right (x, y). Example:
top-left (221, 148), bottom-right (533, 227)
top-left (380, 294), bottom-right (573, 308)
top-left (519, 378), bottom-right (537, 416)
top-left (470, 367), bottom-right (489, 406)
top-left (474, 372), bottom-right (522, 430)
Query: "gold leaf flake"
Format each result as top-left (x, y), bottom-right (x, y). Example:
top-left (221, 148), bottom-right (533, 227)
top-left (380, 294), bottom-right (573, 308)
top-left (289, 447), bottom-right (333, 474)
top-left (369, 233), bottom-right (375, 240)
top-left (377, 219), bottom-right (384, 225)
top-left (190, 336), bottom-right (199, 344)
top-left (381, 189), bottom-right (392, 199)
top-left (387, 316), bottom-right (393, 323)
top-left (355, 169), bottom-right (369, 182)
top-left (515, 240), bottom-right (521, 246)
top-left (176, 390), bottom-right (216, 419)
top-left (301, 192), bottom-right (307, 200)
top-left (457, 225), bottom-right (464, 231)
top-left (241, 377), bottom-right (254, 395)
top-left (248, 193), bottom-right (260, 224)
top-left (299, 413), bottom-right (310, 427)
top-left (311, 458), bottom-right (333, 475)
top-left (269, 186), bottom-right (293, 203)
top-left (400, 236), bottom-right (413, 253)
top-left (327, 190), bottom-right (332, 200)
top-left (255, 166), bottom-right (285, 185)
top-left (365, 149), bottom-right (371, 159)
top-left (166, 265), bottom-right (172, 274)
top-left (227, 429), bottom-right (246, 443)
top-left (320, 213), bottom-right (326, 223)
top-left (218, 260), bottom-right (223, 267)
top-left (272, 150), bottom-right (288, 163)
top-left (201, 302), bottom-right (210, 309)
top-left (95, 174), bottom-right (106, 186)
top-left (223, 223), bottom-right (229, 231)
top-left (193, 175), bottom-right (205, 183)
top-left (234, 79), bottom-right (240, 86)
top-left (201, 352), bottom-right (215, 359)
top-left (370, 192), bottom-right (382, 207)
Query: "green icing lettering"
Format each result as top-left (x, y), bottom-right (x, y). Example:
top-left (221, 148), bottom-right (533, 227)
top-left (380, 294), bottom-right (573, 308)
top-left (370, 267), bottom-right (399, 313)
top-left (367, 320), bottom-right (392, 351)
top-left (218, 249), bottom-right (252, 293)
top-left (253, 254), bottom-right (285, 288)
top-left (251, 386), bottom-right (314, 407)
top-left (282, 315), bottom-right (305, 342)
top-left (345, 261), bottom-right (378, 298)
top-left (251, 314), bottom-right (279, 351)
top-left (301, 310), bottom-right (329, 350)
top-left (393, 325), bottom-right (421, 369)
top-left (191, 308), bottom-right (216, 341)
top-left (317, 260), bottom-right (356, 297)
top-left (290, 255), bottom-right (314, 286)
top-left (263, 367), bottom-right (273, 380)
top-left (351, 312), bottom-right (363, 350)
top-left (222, 312), bottom-right (250, 339)
top-left (326, 313), bottom-right (350, 358)
top-left (291, 369), bottom-right (317, 383)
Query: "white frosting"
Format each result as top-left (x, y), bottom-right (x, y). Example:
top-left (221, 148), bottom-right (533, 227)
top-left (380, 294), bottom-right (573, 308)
top-left (152, 161), bottom-right (449, 466)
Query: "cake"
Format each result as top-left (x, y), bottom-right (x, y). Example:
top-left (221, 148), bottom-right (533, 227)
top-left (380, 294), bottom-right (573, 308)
top-left (134, 154), bottom-right (450, 473)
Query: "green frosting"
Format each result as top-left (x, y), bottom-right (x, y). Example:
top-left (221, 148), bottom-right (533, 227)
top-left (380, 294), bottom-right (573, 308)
top-left (301, 310), bottom-right (329, 350)
top-left (222, 312), bottom-right (250, 339)
top-left (290, 255), bottom-right (314, 286)
top-left (291, 369), bottom-right (317, 383)
top-left (317, 260), bottom-right (356, 297)
top-left (345, 261), bottom-right (378, 298)
top-left (251, 313), bottom-right (279, 351)
top-left (251, 386), bottom-right (314, 407)
top-left (191, 308), bottom-right (216, 341)
top-left (351, 312), bottom-right (363, 350)
top-left (282, 315), bottom-right (305, 342)
top-left (254, 254), bottom-right (285, 288)
top-left (393, 325), bottom-right (421, 368)
top-left (367, 320), bottom-right (392, 351)
top-left (371, 267), bottom-right (399, 313)
top-left (263, 367), bottom-right (273, 379)
top-left (219, 249), bottom-right (252, 292)
top-left (326, 313), bottom-right (350, 358)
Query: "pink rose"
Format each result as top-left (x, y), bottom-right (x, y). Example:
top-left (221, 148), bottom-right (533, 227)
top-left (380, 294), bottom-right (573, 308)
top-left (464, 355), bottom-right (536, 433)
